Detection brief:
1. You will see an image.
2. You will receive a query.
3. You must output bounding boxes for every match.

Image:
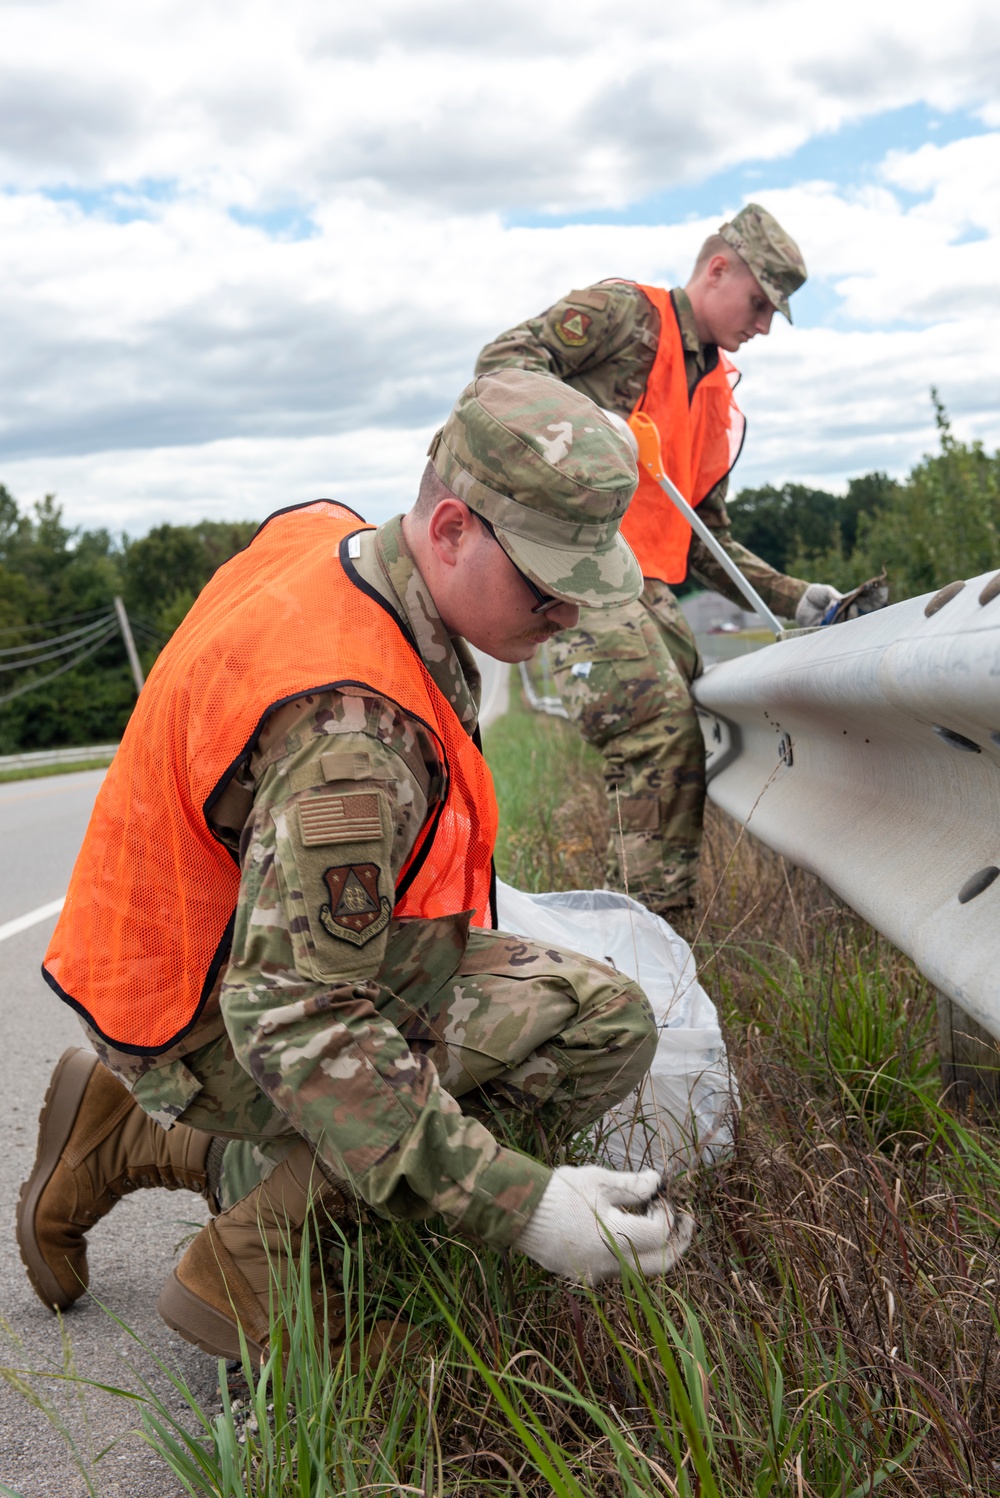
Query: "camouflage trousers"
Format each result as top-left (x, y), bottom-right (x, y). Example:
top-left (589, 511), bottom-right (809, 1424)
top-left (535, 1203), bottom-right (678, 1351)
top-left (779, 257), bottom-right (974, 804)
top-left (548, 577), bottom-right (704, 911)
top-left (91, 921), bottom-right (656, 1250)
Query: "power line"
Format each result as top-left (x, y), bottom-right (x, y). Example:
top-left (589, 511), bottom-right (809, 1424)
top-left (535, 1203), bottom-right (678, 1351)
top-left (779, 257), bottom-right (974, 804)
top-left (0, 622), bottom-right (120, 707)
top-left (0, 615), bottom-right (118, 673)
top-left (128, 613), bottom-right (168, 634)
top-left (0, 606), bottom-right (110, 640)
top-left (129, 622), bottom-right (168, 646)
top-left (129, 613), bottom-right (167, 634)
top-left (0, 599), bottom-right (169, 708)
top-left (0, 612), bottom-right (116, 661)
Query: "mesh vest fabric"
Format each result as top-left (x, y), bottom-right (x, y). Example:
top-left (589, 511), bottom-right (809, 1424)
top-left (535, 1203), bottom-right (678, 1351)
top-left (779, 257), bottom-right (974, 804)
top-left (43, 502), bottom-right (499, 1054)
top-left (619, 284), bottom-right (746, 585)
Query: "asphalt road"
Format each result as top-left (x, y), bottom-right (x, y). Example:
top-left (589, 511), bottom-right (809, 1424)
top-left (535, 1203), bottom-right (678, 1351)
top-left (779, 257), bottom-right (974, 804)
top-left (0, 770), bottom-right (217, 1498)
top-left (0, 654), bottom-right (510, 1496)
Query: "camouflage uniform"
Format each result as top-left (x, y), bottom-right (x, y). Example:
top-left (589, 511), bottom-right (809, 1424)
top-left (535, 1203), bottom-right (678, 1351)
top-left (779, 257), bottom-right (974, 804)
top-left (475, 205), bottom-right (810, 909)
top-left (86, 376), bottom-right (656, 1251)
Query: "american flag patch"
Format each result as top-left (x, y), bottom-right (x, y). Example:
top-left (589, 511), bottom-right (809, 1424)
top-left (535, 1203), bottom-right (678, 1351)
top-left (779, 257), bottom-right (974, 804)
top-left (298, 793), bottom-right (382, 846)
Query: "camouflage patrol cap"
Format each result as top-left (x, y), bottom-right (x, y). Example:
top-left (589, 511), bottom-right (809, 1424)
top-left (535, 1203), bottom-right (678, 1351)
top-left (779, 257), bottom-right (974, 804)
top-left (719, 202), bottom-right (807, 323)
top-left (427, 369), bottom-right (641, 609)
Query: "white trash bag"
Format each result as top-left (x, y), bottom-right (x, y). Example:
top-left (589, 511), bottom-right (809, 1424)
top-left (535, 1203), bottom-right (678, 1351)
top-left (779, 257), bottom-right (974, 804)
top-left (495, 881), bottom-right (738, 1174)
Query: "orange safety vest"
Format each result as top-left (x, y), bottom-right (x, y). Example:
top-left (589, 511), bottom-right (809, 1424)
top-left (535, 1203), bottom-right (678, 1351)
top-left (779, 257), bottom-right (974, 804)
top-left (43, 502), bottom-right (498, 1054)
top-left (619, 284), bottom-right (745, 585)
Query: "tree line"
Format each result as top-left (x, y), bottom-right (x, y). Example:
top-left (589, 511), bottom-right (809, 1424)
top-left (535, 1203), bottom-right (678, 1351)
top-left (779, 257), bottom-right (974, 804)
top-left (727, 394), bottom-right (1000, 596)
top-left (0, 492), bottom-right (256, 753)
top-left (1, 394), bottom-right (997, 753)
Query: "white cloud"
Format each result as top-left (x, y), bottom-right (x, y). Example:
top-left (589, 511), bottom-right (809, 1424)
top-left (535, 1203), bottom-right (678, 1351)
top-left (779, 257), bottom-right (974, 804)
top-left (0, 189), bottom-right (702, 464)
top-left (1, 0), bottom-right (1000, 531)
top-left (0, 427), bottom-right (433, 535)
top-left (1, 0), bottom-right (999, 208)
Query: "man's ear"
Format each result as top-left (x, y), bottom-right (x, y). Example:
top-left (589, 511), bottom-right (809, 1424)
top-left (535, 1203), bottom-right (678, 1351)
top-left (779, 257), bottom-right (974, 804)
top-left (426, 498), bottom-right (475, 569)
top-left (705, 253), bottom-right (730, 287)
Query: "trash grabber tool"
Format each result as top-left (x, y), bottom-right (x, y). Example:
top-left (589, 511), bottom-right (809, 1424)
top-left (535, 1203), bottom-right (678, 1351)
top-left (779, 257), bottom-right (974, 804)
top-left (627, 410), bottom-right (785, 638)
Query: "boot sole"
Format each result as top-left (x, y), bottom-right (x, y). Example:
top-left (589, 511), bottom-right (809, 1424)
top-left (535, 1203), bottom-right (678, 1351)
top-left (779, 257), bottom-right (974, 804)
top-left (16, 1047), bottom-right (99, 1311)
top-left (157, 1270), bottom-right (266, 1364)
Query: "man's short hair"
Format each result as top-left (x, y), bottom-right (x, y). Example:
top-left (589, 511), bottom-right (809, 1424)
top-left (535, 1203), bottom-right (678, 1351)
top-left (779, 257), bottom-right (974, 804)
top-left (413, 460), bottom-right (456, 521)
top-left (692, 233), bottom-right (748, 278)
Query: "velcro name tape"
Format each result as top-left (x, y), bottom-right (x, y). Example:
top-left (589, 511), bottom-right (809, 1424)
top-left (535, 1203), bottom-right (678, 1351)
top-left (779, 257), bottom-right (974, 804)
top-left (567, 287), bottom-right (609, 310)
top-left (321, 750), bottom-right (373, 782)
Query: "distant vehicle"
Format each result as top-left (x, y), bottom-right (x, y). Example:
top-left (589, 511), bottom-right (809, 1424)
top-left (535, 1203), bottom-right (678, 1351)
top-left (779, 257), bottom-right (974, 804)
top-left (707, 621), bottom-right (742, 634)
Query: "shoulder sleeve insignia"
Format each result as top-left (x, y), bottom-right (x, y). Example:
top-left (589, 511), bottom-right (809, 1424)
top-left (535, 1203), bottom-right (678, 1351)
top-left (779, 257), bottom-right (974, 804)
top-left (319, 863), bottom-right (392, 945)
top-left (298, 791), bottom-right (383, 846)
top-left (553, 308), bottom-right (592, 347)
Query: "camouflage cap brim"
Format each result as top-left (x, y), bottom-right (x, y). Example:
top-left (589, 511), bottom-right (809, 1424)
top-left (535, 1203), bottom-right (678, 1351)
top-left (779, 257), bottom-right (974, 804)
top-left (762, 281), bottom-right (793, 324)
top-left (497, 520), bottom-right (643, 611)
top-left (765, 280), bottom-right (793, 324)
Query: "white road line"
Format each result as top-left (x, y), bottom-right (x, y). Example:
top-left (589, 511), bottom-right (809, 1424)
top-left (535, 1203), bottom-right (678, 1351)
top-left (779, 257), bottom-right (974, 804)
top-left (0, 898), bottom-right (65, 944)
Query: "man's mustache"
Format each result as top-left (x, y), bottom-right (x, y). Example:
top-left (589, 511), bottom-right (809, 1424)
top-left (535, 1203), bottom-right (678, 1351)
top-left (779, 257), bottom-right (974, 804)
top-left (520, 622), bottom-right (566, 643)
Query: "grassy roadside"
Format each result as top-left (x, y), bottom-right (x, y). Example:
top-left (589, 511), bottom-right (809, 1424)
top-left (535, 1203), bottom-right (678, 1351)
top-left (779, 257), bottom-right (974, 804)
top-left (486, 673), bottom-right (1000, 1491)
top-left (6, 677), bottom-right (1000, 1494)
top-left (0, 757), bottom-right (115, 784)
top-left (479, 677), bottom-right (999, 1486)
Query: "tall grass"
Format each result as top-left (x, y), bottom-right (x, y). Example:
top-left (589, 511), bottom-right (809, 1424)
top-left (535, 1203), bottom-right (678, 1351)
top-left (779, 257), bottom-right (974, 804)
top-left (484, 678), bottom-right (608, 894)
top-left (6, 673), bottom-right (1000, 1493)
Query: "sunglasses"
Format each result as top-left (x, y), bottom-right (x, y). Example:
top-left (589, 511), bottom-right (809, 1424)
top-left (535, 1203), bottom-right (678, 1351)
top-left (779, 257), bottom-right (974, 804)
top-left (476, 514), bottom-right (564, 616)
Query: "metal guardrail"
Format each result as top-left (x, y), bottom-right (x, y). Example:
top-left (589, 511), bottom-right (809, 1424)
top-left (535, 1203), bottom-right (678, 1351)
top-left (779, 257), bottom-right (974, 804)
top-left (518, 651), bottom-right (569, 718)
top-left (0, 743), bottom-right (118, 772)
top-left (696, 630), bottom-right (773, 665)
top-left (693, 571), bottom-right (1000, 1040)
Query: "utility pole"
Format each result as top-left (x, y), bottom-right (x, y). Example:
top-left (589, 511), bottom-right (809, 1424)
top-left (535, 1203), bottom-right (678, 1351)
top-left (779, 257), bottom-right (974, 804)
top-left (113, 596), bottom-right (145, 695)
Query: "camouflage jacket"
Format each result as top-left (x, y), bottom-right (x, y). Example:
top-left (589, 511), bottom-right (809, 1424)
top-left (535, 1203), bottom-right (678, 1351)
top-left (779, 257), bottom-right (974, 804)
top-left (90, 517), bottom-right (550, 1249)
top-left (476, 282), bottom-right (809, 618)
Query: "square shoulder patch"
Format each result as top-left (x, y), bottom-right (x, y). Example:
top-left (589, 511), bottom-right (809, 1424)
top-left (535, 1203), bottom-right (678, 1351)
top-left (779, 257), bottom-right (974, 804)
top-left (297, 791), bottom-right (383, 847)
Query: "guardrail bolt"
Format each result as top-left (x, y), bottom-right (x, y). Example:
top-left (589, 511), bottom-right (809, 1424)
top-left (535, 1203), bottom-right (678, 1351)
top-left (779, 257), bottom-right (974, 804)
top-left (933, 725), bottom-right (981, 753)
top-left (958, 866), bottom-right (1000, 905)
top-left (924, 580), bottom-right (966, 617)
top-left (979, 572), bottom-right (1000, 607)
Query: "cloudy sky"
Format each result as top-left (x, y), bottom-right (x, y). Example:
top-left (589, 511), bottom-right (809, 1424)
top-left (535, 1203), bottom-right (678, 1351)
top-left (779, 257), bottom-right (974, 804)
top-left (2, 0), bottom-right (999, 535)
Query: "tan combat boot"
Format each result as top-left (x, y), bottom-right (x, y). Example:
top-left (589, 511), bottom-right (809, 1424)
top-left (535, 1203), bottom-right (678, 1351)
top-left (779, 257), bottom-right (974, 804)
top-left (17, 1047), bottom-right (220, 1311)
top-left (157, 1141), bottom-right (400, 1366)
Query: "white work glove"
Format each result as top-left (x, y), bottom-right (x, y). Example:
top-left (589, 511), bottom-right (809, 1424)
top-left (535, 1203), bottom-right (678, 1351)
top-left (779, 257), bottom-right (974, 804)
top-left (795, 582), bottom-right (844, 628)
top-left (515, 1164), bottom-right (695, 1285)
